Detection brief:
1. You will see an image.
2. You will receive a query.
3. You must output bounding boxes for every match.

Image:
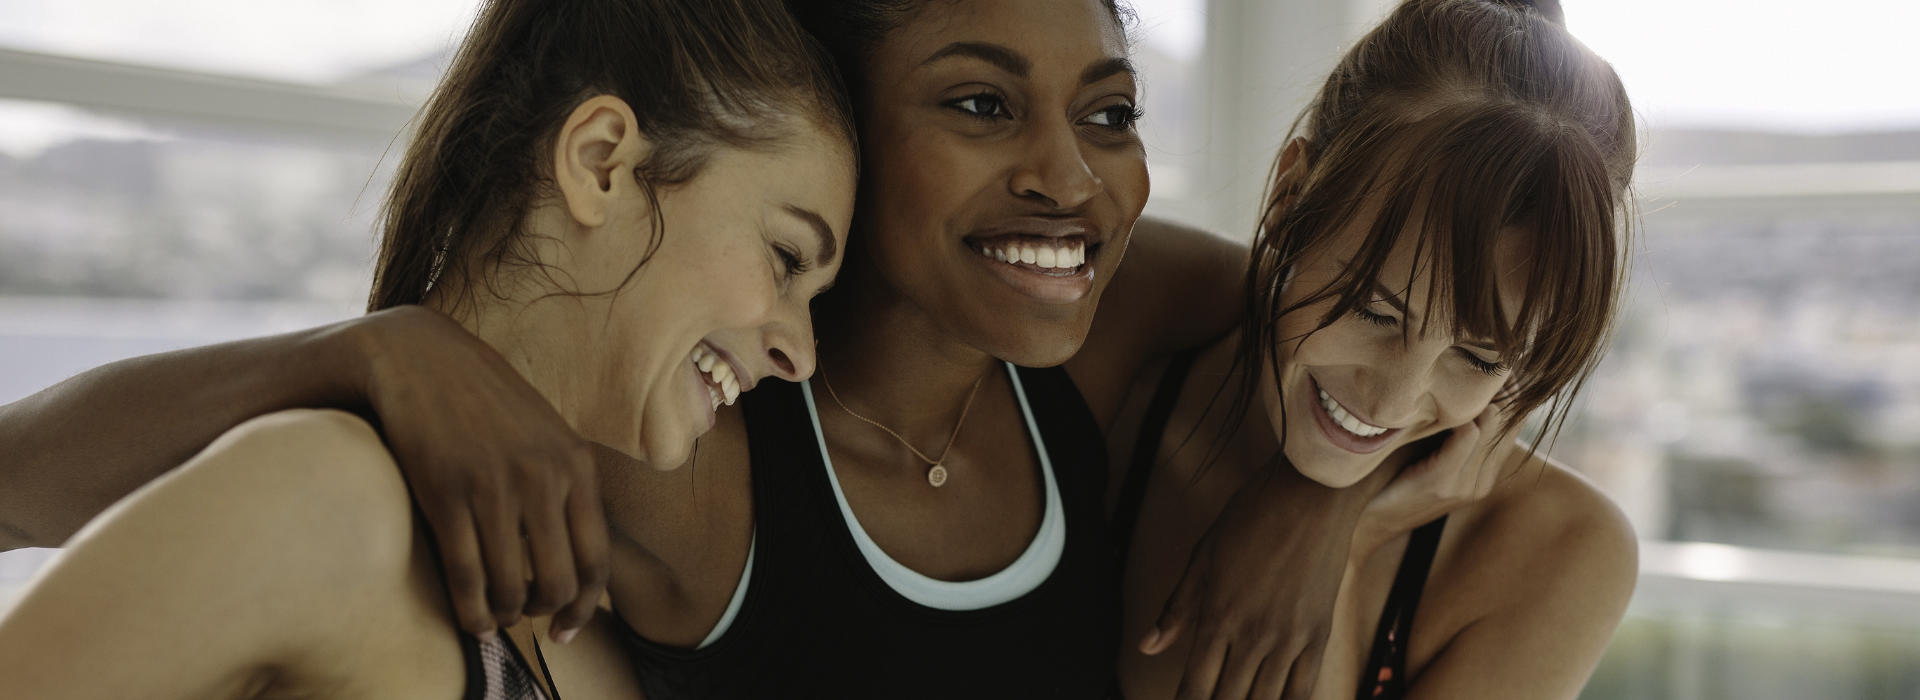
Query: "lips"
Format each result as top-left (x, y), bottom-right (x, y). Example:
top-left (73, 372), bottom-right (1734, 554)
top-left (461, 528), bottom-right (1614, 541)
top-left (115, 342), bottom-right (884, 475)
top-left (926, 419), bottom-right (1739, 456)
top-left (1305, 376), bottom-right (1401, 454)
top-left (962, 218), bottom-right (1106, 305)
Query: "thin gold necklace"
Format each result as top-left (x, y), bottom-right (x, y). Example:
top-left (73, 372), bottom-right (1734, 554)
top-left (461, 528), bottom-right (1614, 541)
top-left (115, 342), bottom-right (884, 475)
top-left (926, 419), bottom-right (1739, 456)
top-left (818, 366), bottom-right (988, 488)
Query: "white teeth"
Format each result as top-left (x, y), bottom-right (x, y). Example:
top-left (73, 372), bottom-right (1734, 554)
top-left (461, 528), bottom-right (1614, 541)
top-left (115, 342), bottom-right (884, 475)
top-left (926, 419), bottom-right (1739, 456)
top-left (979, 240), bottom-right (1088, 270)
top-left (692, 344), bottom-right (745, 409)
top-left (1317, 389), bottom-right (1388, 437)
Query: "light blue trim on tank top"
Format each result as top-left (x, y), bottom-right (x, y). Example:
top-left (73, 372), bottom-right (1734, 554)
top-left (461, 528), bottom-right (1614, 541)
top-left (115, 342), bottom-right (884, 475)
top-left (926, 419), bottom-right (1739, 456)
top-left (797, 362), bottom-right (1066, 611)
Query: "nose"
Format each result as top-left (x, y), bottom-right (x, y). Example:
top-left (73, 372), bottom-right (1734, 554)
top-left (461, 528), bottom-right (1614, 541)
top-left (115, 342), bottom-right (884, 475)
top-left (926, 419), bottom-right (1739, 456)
top-left (1007, 118), bottom-right (1103, 210)
top-left (1356, 343), bottom-right (1443, 427)
top-left (758, 298), bottom-right (817, 383)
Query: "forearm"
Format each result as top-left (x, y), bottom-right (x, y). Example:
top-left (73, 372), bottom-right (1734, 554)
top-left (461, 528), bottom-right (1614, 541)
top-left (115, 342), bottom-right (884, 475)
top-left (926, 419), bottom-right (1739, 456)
top-left (0, 317), bottom-right (370, 549)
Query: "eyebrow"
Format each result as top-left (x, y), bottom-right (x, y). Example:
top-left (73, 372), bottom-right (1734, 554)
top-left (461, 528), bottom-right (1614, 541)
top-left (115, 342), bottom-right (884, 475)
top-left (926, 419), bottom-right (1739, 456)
top-left (1080, 57), bottom-right (1136, 86)
top-left (783, 204), bottom-right (837, 266)
top-left (921, 41), bottom-right (1030, 78)
top-left (921, 41), bottom-right (1134, 87)
top-left (1365, 278), bottom-right (1505, 351)
top-left (1367, 280), bottom-right (1411, 316)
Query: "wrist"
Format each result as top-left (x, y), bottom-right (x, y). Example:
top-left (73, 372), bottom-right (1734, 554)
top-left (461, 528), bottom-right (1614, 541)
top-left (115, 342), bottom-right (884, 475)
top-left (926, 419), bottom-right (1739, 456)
top-left (308, 308), bottom-right (397, 413)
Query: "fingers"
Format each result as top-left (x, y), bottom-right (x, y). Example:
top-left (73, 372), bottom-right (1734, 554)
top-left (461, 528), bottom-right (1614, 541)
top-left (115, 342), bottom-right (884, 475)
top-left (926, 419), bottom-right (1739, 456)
top-left (1144, 566), bottom-right (1201, 655)
top-left (1173, 637), bottom-right (1229, 700)
top-left (424, 502), bottom-right (497, 637)
top-left (551, 481), bottom-right (611, 642)
top-left (1208, 641), bottom-right (1266, 700)
top-left (472, 487), bottom-right (528, 629)
top-left (1249, 650), bottom-right (1292, 700)
top-left (1281, 640), bottom-right (1325, 700)
top-left (521, 484), bottom-right (578, 619)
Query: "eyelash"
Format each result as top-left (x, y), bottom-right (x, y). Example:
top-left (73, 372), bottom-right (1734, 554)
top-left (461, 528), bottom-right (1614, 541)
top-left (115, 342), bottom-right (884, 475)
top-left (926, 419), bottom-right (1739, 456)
top-left (1348, 307), bottom-right (1510, 376)
top-left (947, 92), bottom-right (1011, 121)
top-left (774, 244), bottom-right (808, 278)
top-left (944, 92), bottom-right (1143, 131)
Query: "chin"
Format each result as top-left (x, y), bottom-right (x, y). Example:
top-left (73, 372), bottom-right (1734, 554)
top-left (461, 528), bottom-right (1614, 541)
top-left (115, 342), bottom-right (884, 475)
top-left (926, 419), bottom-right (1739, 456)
top-left (973, 312), bottom-right (1098, 368)
top-left (1286, 444), bottom-right (1385, 488)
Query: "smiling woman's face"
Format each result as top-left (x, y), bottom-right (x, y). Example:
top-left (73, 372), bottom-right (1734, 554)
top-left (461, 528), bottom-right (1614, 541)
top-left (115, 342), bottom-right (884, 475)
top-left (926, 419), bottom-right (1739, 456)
top-left (851, 0), bottom-right (1149, 365)
top-left (1261, 202), bottom-right (1531, 487)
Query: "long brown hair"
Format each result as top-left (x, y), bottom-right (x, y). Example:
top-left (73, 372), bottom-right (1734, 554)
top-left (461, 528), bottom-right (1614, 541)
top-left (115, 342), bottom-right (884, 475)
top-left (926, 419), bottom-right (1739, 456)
top-left (1221, 0), bottom-right (1637, 466)
top-left (369, 0), bottom-right (855, 314)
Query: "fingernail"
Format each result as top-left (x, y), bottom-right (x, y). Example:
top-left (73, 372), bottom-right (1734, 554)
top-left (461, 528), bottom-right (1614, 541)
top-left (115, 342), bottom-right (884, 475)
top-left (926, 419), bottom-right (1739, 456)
top-left (1141, 628), bottom-right (1161, 652)
top-left (553, 627), bottom-right (579, 645)
top-left (478, 628), bottom-right (499, 643)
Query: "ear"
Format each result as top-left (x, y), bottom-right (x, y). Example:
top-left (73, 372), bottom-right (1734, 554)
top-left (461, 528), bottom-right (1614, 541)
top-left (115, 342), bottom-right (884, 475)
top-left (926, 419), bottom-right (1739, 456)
top-left (553, 95), bottom-right (652, 229)
top-left (1259, 137), bottom-right (1313, 233)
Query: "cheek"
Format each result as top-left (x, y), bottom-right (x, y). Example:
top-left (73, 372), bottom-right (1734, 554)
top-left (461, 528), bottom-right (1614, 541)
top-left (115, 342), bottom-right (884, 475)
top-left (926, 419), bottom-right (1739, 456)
top-left (1430, 374), bottom-right (1506, 428)
top-left (1091, 148), bottom-right (1149, 214)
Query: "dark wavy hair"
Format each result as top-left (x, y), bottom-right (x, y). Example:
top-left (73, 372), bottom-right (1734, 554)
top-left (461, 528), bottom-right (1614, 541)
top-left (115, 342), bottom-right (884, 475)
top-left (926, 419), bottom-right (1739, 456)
top-left (369, 0), bottom-right (856, 314)
top-left (1220, 0), bottom-right (1637, 466)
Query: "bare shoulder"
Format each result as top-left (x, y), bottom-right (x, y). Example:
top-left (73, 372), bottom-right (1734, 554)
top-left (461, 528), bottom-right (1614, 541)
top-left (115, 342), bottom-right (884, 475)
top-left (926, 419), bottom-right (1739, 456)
top-left (0, 409), bottom-right (457, 699)
top-left (1402, 450), bottom-right (1639, 697)
top-left (1480, 450), bottom-right (1637, 581)
top-left (177, 409), bottom-right (416, 558)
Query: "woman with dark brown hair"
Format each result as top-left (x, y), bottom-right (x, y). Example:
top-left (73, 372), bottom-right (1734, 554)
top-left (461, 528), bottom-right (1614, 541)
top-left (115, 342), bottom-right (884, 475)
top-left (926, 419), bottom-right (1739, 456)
top-left (1112, 0), bottom-right (1640, 697)
top-left (0, 0), bottom-right (1460, 697)
top-left (0, 0), bottom-right (858, 696)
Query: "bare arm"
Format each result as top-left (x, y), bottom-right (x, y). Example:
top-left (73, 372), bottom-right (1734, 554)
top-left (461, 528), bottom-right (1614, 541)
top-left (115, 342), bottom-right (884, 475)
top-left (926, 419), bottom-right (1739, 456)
top-left (1070, 216), bottom-right (1248, 428)
top-left (0, 305), bottom-right (609, 641)
top-left (1402, 469), bottom-right (1638, 700)
top-left (0, 313), bottom-right (372, 550)
top-left (0, 410), bottom-right (458, 699)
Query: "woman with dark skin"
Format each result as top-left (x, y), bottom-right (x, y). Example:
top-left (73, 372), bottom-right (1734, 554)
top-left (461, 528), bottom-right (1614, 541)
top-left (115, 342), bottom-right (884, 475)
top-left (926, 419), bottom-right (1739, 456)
top-left (1113, 1), bottom-right (1640, 697)
top-left (0, 0), bottom-right (1446, 697)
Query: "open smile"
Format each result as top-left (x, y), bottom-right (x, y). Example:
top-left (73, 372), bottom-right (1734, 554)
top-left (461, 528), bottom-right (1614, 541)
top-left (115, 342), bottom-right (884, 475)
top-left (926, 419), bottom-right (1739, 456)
top-left (965, 234), bottom-right (1101, 303)
top-left (1306, 375), bottom-right (1401, 454)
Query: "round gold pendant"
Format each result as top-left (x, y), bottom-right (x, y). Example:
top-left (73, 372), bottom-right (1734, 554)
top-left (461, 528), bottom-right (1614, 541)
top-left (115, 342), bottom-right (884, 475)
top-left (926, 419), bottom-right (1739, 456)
top-left (927, 464), bottom-right (949, 488)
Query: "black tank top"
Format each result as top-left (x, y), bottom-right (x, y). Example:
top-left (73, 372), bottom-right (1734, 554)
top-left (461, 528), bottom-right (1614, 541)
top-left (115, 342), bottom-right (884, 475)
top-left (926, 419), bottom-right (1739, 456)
top-left (621, 365), bottom-right (1122, 699)
top-left (1112, 351), bottom-right (1447, 700)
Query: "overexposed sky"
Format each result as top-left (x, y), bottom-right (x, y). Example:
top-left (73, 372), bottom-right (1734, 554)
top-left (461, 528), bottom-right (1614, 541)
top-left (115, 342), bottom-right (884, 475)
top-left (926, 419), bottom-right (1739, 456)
top-left (1566, 0), bottom-right (1920, 132)
top-left (0, 0), bottom-right (1914, 133)
top-left (0, 0), bottom-right (477, 82)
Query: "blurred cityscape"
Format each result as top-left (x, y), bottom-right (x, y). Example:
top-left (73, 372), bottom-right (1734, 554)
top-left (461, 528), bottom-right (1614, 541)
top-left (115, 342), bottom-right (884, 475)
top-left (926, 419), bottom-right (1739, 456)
top-left (5, 112), bottom-right (1916, 559)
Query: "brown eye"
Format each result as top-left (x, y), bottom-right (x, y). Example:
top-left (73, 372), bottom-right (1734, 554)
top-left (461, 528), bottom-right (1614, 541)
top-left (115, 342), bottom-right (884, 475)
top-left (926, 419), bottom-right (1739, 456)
top-left (946, 93), bottom-right (1011, 120)
top-left (1084, 104), bottom-right (1143, 130)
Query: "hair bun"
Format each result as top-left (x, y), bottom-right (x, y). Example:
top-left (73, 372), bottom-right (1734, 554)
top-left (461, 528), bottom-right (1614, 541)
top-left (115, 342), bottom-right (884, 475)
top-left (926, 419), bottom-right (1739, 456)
top-left (1493, 0), bottom-right (1565, 25)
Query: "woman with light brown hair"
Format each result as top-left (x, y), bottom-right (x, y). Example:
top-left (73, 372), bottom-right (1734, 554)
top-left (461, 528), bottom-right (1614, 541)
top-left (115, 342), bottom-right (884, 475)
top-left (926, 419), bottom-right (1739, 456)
top-left (0, 0), bottom-right (858, 696)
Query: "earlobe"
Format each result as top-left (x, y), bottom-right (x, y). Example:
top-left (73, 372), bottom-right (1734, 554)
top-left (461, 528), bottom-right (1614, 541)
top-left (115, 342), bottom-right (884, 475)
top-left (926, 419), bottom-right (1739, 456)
top-left (553, 95), bottom-right (652, 229)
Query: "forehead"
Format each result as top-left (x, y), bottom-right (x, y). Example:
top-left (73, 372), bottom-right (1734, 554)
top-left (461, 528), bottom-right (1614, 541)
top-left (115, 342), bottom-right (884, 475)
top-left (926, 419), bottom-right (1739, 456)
top-left (882, 0), bottom-right (1127, 71)
top-left (1318, 193), bottom-right (1534, 331)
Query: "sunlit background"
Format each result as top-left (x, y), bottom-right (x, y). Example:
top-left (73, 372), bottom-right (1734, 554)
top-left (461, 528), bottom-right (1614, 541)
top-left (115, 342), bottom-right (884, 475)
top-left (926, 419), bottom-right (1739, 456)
top-left (2, 1), bottom-right (1916, 697)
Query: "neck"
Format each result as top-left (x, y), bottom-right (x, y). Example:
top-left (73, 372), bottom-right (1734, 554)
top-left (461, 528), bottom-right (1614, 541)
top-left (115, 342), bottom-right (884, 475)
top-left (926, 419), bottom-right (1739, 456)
top-left (812, 255), bottom-right (1001, 444)
top-left (427, 279), bottom-right (601, 442)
